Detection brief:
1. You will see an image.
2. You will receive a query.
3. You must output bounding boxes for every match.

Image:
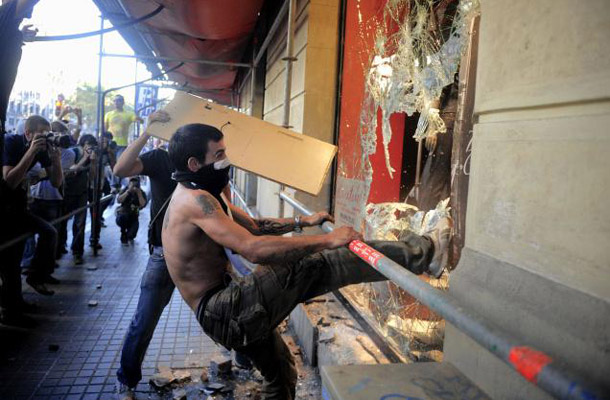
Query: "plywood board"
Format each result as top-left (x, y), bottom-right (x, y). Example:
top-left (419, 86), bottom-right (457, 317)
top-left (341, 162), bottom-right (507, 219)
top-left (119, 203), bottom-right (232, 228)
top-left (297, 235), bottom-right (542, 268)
top-left (146, 92), bottom-right (337, 196)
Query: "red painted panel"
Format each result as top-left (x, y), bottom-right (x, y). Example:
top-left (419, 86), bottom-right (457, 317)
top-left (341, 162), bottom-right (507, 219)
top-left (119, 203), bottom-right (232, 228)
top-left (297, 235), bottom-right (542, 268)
top-left (336, 0), bottom-right (405, 205)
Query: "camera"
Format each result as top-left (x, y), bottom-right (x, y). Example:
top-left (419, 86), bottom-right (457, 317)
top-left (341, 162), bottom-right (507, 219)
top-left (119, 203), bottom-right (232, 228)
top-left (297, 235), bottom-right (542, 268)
top-left (46, 132), bottom-right (72, 149)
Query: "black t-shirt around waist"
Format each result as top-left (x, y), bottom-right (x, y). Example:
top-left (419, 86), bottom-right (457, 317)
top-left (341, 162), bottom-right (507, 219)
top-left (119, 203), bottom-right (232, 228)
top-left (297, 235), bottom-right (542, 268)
top-left (140, 148), bottom-right (176, 246)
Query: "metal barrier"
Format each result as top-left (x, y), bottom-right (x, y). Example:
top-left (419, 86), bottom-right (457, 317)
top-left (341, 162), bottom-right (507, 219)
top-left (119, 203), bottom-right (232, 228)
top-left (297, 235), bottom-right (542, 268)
top-left (229, 180), bottom-right (257, 218)
top-left (278, 191), bottom-right (606, 400)
top-left (0, 194), bottom-right (114, 253)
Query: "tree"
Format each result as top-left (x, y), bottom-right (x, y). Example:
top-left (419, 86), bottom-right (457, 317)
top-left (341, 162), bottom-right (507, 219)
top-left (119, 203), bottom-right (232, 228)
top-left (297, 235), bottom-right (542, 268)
top-left (68, 83), bottom-right (135, 133)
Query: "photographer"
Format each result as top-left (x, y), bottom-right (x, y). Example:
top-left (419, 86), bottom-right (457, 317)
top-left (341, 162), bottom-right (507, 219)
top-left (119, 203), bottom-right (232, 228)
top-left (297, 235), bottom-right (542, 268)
top-left (23, 121), bottom-right (73, 281)
top-left (116, 177), bottom-right (147, 245)
top-left (61, 134), bottom-right (97, 264)
top-left (88, 131), bottom-right (115, 248)
top-left (1, 115), bottom-right (63, 324)
top-left (57, 106), bottom-right (83, 145)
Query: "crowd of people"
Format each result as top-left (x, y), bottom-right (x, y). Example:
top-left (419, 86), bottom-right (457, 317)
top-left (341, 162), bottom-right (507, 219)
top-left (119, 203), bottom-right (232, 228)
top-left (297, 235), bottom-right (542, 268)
top-left (0, 98), bottom-right (148, 315)
top-left (0, 0), bottom-right (148, 325)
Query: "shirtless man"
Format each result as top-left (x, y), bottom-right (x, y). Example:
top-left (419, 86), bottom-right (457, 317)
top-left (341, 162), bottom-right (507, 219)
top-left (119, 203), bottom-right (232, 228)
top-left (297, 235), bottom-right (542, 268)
top-left (162, 123), bottom-right (451, 399)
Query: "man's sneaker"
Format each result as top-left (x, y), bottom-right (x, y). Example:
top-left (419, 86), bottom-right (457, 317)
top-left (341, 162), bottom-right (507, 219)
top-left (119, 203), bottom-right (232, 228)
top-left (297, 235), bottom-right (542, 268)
top-left (25, 276), bottom-right (55, 296)
top-left (0, 310), bottom-right (36, 329)
top-left (425, 216), bottom-right (453, 278)
top-left (115, 380), bottom-right (135, 400)
top-left (74, 254), bottom-right (84, 265)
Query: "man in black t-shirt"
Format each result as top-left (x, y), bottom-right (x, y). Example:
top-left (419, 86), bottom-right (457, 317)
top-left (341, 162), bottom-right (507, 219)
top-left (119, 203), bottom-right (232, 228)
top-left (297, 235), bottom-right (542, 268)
top-left (61, 134), bottom-right (97, 265)
top-left (112, 110), bottom-right (177, 397)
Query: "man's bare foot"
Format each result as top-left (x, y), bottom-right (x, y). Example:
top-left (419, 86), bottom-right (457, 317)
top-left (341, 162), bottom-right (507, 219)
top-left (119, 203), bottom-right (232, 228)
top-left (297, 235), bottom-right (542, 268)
top-left (426, 216), bottom-right (453, 278)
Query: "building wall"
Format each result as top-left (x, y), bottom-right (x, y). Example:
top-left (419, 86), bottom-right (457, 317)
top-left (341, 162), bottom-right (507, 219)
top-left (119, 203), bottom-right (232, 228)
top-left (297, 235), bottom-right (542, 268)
top-left (236, 0), bottom-right (340, 219)
top-left (444, 1), bottom-right (610, 398)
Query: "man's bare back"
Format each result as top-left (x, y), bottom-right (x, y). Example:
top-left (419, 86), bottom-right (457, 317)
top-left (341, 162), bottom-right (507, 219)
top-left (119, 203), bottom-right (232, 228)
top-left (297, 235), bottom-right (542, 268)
top-left (162, 182), bottom-right (361, 311)
top-left (162, 184), bottom-right (229, 310)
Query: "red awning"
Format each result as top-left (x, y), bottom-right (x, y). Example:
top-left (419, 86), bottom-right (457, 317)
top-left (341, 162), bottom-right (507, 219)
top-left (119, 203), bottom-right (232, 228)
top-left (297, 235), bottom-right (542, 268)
top-left (115, 0), bottom-right (265, 104)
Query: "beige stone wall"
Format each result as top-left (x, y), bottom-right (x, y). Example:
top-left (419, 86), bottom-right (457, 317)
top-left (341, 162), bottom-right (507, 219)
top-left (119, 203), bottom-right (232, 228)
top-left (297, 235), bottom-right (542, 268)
top-left (254, 0), bottom-right (340, 218)
top-left (445, 0), bottom-right (610, 398)
top-left (467, 0), bottom-right (610, 300)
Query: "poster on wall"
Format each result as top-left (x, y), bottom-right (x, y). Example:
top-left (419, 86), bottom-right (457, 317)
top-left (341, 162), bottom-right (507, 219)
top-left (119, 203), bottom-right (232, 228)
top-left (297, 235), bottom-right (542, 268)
top-left (334, 176), bottom-right (370, 230)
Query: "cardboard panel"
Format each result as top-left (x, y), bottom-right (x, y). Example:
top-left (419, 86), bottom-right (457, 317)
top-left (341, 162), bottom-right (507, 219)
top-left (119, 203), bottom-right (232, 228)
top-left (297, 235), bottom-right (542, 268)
top-left (146, 92), bottom-right (337, 196)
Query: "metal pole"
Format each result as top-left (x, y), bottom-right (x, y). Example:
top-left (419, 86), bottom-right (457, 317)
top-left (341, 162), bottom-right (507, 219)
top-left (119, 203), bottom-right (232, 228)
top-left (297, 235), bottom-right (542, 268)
top-left (249, 51), bottom-right (256, 116)
top-left (229, 180), bottom-right (256, 218)
top-left (0, 194), bottom-right (114, 253)
top-left (253, 0), bottom-right (290, 67)
top-left (278, 191), bottom-right (607, 400)
top-left (95, 15), bottom-right (104, 134)
top-left (282, 0), bottom-right (296, 129)
top-left (134, 60), bottom-right (140, 139)
top-left (278, 0), bottom-right (297, 219)
top-left (102, 53), bottom-right (252, 69)
top-left (91, 15), bottom-right (105, 256)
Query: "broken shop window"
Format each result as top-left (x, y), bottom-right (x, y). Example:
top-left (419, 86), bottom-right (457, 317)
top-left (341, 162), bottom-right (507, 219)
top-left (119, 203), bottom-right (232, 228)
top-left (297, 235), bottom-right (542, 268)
top-left (335, 0), bottom-right (480, 361)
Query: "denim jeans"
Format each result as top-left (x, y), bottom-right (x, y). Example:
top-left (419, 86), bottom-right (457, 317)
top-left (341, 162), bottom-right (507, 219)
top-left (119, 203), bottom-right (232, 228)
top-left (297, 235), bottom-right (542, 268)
top-left (59, 193), bottom-right (88, 255)
top-left (116, 213), bottom-right (139, 241)
top-left (197, 236), bottom-right (433, 399)
top-left (116, 246), bottom-right (175, 387)
top-left (0, 210), bottom-right (60, 311)
top-left (23, 199), bottom-right (62, 267)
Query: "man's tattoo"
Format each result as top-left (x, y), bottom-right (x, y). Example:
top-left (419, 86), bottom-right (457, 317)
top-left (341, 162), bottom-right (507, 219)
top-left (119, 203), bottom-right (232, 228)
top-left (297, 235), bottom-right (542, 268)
top-left (196, 193), bottom-right (221, 216)
top-left (255, 219), bottom-right (294, 235)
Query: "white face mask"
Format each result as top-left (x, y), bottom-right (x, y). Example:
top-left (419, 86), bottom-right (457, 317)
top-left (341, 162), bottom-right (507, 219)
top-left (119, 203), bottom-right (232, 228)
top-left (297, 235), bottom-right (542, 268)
top-left (213, 157), bottom-right (231, 170)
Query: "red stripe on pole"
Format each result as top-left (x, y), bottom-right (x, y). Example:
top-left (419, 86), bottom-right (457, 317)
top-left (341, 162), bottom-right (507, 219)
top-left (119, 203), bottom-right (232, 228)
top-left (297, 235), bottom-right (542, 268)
top-left (509, 346), bottom-right (553, 383)
top-left (349, 240), bottom-right (384, 268)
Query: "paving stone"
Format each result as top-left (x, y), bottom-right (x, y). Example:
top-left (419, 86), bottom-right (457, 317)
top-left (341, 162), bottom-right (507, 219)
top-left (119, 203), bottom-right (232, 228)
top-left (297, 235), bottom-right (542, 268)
top-left (0, 206), bottom-right (221, 399)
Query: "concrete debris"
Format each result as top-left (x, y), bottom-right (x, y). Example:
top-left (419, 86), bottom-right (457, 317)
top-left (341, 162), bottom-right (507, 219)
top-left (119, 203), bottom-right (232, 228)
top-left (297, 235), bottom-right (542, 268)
top-left (172, 388), bottom-right (186, 400)
top-left (173, 370), bottom-right (191, 382)
top-left (318, 332), bottom-right (335, 344)
top-left (149, 366), bottom-right (176, 388)
top-left (345, 322), bottom-right (364, 332)
top-left (199, 369), bottom-right (208, 382)
top-left (203, 382), bottom-right (225, 394)
top-left (356, 336), bottom-right (380, 363)
top-left (210, 355), bottom-right (232, 376)
top-left (304, 298), bottom-right (334, 305)
top-left (87, 300), bottom-right (98, 307)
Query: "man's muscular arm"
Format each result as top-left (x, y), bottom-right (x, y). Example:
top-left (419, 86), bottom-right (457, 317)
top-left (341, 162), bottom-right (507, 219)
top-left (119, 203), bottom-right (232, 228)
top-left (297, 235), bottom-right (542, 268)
top-left (229, 203), bottom-right (332, 236)
top-left (191, 192), bottom-right (359, 264)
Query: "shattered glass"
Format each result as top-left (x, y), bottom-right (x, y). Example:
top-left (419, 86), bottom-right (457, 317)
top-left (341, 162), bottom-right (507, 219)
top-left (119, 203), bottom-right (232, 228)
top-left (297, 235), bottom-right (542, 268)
top-left (364, 198), bottom-right (451, 241)
top-left (360, 0), bottom-right (480, 177)
top-left (339, 0), bottom-right (480, 361)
